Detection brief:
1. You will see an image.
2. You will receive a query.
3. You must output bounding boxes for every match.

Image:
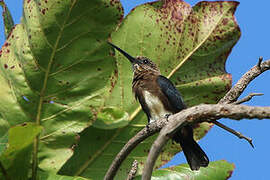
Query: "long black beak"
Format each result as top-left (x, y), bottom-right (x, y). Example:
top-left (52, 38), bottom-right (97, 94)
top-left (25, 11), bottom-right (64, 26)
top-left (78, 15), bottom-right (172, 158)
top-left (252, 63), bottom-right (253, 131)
top-left (108, 42), bottom-right (139, 64)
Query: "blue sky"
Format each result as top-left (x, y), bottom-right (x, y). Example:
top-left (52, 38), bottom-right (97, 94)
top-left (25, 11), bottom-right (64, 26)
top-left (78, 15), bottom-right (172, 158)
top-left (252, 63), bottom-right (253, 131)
top-left (1, 0), bottom-right (270, 179)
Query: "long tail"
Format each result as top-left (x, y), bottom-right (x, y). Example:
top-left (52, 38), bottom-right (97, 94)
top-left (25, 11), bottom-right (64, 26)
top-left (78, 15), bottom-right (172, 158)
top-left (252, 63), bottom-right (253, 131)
top-left (173, 125), bottom-right (209, 171)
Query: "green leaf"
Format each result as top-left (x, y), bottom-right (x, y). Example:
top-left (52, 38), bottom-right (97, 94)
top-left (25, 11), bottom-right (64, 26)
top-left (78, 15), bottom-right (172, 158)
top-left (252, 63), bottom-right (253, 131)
top-left (59, 1), bottom-right (240, 179)
top-left (134, 160), bottom-right (235, 180)
top-left (0, 114), bottom-right (8, 155)
top-left (0, 0), bottom-right (15, 38)
top-left (38, 171), bottom-right (91, 180)
top-left (0, 0), bottom-right (122, 176)
top-left (0, 123), bottom-right (42, 180)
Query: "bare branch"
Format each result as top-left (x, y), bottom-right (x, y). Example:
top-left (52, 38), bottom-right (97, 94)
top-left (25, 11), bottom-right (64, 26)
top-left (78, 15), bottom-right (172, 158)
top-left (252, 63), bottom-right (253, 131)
top-left (233, 93), bottom-right (264, 105)
top-left (212, 120), bottom-right (254, 148)
top-left (219, 59), bottom-right (270, 104)
top-left (126, 160), bottom-right (138, 180)
top-left (142, 104), bottom-right (270, 180)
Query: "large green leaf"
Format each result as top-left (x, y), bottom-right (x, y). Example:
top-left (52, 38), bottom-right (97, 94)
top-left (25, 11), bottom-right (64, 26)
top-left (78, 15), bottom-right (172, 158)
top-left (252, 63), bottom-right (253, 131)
top-left (134, 160), bottom-right (235, 180)
top-left (0, 0), bottom-right (122, 177)
top-left (59, 1), bottom-right (240, 179)
top-left (0, 123), bottom-right (42, 180)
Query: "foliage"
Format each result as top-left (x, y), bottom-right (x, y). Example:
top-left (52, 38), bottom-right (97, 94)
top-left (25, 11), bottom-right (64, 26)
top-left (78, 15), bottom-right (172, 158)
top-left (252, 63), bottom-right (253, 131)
top-left (0, 0), bottom-right (240, 179)
top-left (135, 160), bottom-right (234, 180)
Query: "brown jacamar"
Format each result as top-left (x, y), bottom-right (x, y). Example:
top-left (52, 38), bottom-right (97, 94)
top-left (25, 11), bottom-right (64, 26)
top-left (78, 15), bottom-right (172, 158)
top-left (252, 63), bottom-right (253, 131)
top-left (108, 42), bottom-right (209, 171)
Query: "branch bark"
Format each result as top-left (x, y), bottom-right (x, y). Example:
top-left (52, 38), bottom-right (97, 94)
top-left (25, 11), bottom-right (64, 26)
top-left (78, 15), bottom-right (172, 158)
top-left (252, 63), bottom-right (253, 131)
top-left (126, 160), bottom-right (138, 180)
top-left (142, 104), bottom-right (270, 180)
top-left (232, 93), bottom-right (263, 105)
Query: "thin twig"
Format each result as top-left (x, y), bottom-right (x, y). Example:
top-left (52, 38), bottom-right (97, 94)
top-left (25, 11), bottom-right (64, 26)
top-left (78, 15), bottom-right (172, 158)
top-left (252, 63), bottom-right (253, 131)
top-left (219, 59), bottom-right (270, 104)
top-left (212, 120), bottom-right (254, 148)
top-left (208, 118), bottom-right (253, 147)
top-left (233, 93), bottom-right (264, 105)
top-left (126, 160), bottom-right (138, 180)
top-left (142, 104), bottom-right (270, 180)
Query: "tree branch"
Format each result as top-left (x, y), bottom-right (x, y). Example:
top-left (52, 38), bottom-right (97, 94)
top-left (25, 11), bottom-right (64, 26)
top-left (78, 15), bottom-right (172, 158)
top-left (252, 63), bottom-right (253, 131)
top-left (142, 104), bottom-right (270, 180)
top-left (232, 93), bottom-right (263, 105)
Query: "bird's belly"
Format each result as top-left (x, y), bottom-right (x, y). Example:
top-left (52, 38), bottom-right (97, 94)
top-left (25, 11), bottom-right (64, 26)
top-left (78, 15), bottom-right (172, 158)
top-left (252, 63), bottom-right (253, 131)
top-left (144, 91), bottom-right (171, 123)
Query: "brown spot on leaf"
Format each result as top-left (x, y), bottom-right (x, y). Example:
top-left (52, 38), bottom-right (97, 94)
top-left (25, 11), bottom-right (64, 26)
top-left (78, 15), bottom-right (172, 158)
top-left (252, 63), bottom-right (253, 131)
top-left (222, 18), bottom-right (229, 25)
top-left (4, 64), bottom-right (8, 69)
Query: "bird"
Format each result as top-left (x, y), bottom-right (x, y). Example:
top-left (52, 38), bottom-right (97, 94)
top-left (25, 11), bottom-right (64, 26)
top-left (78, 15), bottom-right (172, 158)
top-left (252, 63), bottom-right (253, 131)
top-left (108, 42), bottom-right (209, 171)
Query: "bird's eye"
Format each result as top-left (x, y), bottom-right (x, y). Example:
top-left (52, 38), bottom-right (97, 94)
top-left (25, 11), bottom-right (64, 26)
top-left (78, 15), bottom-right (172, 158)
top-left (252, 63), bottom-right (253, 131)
top-left (143, 59), bottom-right (149, 64)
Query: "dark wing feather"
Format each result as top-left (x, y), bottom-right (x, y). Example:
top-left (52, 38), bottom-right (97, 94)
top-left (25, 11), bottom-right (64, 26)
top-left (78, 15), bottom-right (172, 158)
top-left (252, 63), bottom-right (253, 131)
top-left (158, 75), bottom-right (209, 170)
top-left (157, 75), bottom-right (186, 112)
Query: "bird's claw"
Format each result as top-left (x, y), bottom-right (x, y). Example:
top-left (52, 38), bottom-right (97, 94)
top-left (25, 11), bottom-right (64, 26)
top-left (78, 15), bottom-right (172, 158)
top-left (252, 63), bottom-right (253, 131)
top-left (165, 114), bottom-right (171, 122)
top-left (146, 123), bottom-right (150, 132)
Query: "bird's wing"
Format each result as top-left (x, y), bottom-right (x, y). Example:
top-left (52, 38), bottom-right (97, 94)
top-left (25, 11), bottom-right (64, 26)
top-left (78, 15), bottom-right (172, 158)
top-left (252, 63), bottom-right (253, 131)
top-left (157, 75), bottom-right (186, 112)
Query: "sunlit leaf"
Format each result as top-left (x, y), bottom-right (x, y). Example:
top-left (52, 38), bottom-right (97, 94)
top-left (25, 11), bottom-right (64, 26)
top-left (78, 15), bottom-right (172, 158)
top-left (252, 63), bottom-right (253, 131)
top-left (0, 123), bottom-right (42, 180)
top-left (134, 160), bottom-right (235, 180)
top-left (38, 170), bottom-right (91, 180)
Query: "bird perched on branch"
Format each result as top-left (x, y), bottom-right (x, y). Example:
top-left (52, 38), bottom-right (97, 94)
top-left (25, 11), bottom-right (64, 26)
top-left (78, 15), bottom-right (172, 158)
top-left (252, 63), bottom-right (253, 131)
top-left (108, 42), bottom-right (209, 171)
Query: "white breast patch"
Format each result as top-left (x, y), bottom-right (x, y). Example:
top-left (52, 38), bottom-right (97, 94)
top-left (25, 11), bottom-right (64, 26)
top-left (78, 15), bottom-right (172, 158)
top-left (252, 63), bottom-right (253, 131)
top-left (143, 91), bottom-right (171, 123)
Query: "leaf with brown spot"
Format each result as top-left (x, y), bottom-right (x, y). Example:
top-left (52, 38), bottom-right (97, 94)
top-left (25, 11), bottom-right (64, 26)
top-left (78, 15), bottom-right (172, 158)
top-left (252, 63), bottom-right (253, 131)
top-left (0, 0), bottom-right (123, 178)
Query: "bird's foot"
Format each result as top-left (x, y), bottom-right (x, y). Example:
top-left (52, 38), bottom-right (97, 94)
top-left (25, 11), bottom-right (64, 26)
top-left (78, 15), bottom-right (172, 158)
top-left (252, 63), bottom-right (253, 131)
top-left (165, 114), bottom-right (171, 122)
top-left (146, 123), bottom-right (151, 132)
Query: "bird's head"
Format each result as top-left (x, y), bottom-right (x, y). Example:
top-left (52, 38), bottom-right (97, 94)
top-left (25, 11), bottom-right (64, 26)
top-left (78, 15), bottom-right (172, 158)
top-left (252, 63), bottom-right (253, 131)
top-left (108, 42), bottom-right (160, 75)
